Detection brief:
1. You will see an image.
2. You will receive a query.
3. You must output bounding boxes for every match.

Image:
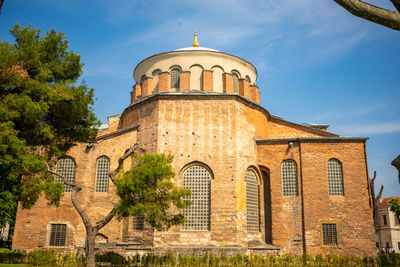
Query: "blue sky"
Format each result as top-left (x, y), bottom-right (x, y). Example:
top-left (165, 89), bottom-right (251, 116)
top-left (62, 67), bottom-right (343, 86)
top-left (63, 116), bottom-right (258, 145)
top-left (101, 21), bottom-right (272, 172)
top-left (1, 0), bottom-right (399, 197)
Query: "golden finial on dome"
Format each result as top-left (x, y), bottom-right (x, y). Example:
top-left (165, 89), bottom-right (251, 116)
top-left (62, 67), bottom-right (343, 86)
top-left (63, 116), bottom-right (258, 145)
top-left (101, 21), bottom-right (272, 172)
top-left (192, 30), bottom-right (199, 47)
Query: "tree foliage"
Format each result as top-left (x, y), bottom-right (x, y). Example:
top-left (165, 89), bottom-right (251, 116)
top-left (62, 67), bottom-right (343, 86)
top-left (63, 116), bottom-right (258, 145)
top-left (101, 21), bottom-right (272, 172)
top-left (51, 147), bottom-right (191, 267)
top-left (114, 153), bottom-right (191, 231)
top-left (389, 198), bottom-right (400, 221)
top-left (0, 24), bottom-right (98, 228)
top-left (333, 0), bottom-right (400, 31)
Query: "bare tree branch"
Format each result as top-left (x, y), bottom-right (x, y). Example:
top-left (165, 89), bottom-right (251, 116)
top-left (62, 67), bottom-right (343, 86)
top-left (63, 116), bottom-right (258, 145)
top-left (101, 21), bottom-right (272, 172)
top-left (108, 143), bottom-right (145, 183)
top-left (333, 0), bottom-right (400, 31)
top-left (392, 154), bottom-right (400, 184)
top-left (0, 0), bottom-right (4, 15)
top-left (390, 0), bottom-right (400, 12)
top-left (95, 204), bottom-right (118, 230)
top-left (376, 184), bottom-right (384, 200)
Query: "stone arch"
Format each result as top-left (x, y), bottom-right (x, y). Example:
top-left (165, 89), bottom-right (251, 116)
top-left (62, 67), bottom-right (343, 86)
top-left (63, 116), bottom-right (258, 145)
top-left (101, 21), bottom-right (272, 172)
top-left (179, 160), bottom-right (214, 180)
top-left (259, 165), bottom-right (272, 244)
top-left (211, 65), bottom-right (224, 93)
top-left (245, 167), bottom-right (260, 232)
top-left (151, 69), bottom-right (161, 93)
top-left (180, 161), bottom-right (212, 231)
top-left (189, 64), bottom-right (204, 91)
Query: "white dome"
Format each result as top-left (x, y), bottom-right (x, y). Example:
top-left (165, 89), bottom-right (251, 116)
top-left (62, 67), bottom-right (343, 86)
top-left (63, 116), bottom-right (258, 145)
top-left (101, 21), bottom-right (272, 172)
top-left (174, 46), bottom-right (219, 52)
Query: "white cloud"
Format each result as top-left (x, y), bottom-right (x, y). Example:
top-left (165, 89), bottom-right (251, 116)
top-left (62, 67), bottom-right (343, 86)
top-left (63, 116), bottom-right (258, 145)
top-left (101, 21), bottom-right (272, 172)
top-left (335, 121), bottom-right (400, 136)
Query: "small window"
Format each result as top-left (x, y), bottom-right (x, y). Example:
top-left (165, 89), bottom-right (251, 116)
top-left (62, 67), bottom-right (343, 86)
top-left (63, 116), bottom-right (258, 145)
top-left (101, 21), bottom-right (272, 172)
top-left (386, 242), bottom-right (390, 248)
top-left (55, 157), bottom-right (76, 192)
top-left (383, 215), bottom-right (387, 225)
top-left (182, 165), bottom-right (211, 231)
top-left (132, 216), bottom-right (144, 231)
top-left (232, 73), bottom-right (239, 93)
top-left (281, 160), bottom-right (298, 196)
top-left (245, 169), bottom-right (259, 232)
top-left (395, 215), bottom-right (400, 225)
top-left (170, 69), bottom-right (180, 90)
top-left (398, 242), bottom-right (400, 250)
top-left (95, 156), bottom-right (110, 192)
top-left (376, 242), bottom-right (380, 249)
top-left (327, 159), bottom-right (344, 196)
top-left (322, 223), bottom-right (338, 246)
top-left (245, 75), bottom-right (251, 83)
top-left (49, 224), bottom-right (67, 246)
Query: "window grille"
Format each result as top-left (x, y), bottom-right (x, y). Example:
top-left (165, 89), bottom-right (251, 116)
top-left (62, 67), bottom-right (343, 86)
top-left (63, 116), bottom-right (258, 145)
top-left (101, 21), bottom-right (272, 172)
top-left (55, 157), bottom-right (76, 192)
top-left (245, 169), bottom-right (259, 232)
top-left (281, 160), bottom-right (298, 196)
top-left (95, 156), bottom-right (110, 192)
top-left (49, 224), bottom-right (67, 246)
top-left (170, 69), bottom-right (180, 90)
top-left (132, 216), bottom-right (144, 230)
top-left (182, 165), bottom-right (211, 231)
top-left (322, 223), bottom-right (337, 246)
top-left (232, 73), bottom-right (239, 93)
top-left (327, 159), bottom-right (344, 196)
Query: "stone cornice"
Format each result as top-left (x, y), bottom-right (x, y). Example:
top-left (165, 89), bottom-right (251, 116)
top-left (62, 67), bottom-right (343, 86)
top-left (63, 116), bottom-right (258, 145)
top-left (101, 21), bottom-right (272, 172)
top-left (255, 137), bottom-right (369, 145)
top-left (96, 124), bottom-right (140, 141)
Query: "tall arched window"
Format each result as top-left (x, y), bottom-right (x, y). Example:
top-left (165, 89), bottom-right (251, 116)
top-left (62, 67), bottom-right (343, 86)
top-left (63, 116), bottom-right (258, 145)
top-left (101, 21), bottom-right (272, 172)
top-left (245, 169), bottom-right (259, 232)
top-left (281, 160), bottom-right (298, 196)
top-left (182, 165), bottom-right (211, 230)
top-left (95, 156), bottom-right (110, 192)
top-left (232, 73), bottom-right (239, 93)
top-left (170, 68), bottom-right (180, 90)
top-left (55, 157), bottom-right (76, 192)
top-left (327, 159), bottom-right (344, 196)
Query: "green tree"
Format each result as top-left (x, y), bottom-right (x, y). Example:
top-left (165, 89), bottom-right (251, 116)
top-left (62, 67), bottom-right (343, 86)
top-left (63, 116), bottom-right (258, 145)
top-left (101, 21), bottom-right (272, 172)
top-left (389, 198), bottom-right (400, 222)
top-left (0, 24), bottom-right (98, 233)
top-left (50, 146), bottom-right (191, 267)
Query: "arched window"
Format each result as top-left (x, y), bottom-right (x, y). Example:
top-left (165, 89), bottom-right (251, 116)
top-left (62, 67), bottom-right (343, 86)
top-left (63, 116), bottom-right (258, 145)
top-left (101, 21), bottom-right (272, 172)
top-left (232, 72), bottom-right (239, 93)
top-left (245, 169), bottom-right (259, 232)
top-left (95, 156), bottom-right (110, 192)
top-left (327, 159), bottom-right (344, 196)
top-left (170, 68), bottom-right (180, 90)
top-left (281, 160), bottom-right (298, 196)
top-left (140, 75), bottom-right (146, 85)
top-left (182, 165), bottom-right (211, 230)
top-left (55, 157), bottom-right (76, 192)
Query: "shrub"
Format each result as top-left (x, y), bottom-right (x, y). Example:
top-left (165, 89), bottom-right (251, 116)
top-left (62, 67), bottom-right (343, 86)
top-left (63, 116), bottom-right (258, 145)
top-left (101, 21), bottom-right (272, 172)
top-left (0, 250), bottom-right (25, 264)
top-left (27, 250), bottom-right (58, 266)
top-left (96, 251), bottom-right (128, 265)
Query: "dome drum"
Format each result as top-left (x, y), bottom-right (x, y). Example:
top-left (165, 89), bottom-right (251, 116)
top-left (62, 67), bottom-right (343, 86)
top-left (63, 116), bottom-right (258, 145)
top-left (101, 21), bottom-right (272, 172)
top-left (130, 49), bottom-right (260, 103)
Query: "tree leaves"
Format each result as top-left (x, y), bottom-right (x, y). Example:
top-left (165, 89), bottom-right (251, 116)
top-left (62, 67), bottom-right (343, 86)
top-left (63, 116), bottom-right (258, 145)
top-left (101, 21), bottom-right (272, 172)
top-left (0, 24), bottom-right (99, 227)
top-left (114, 153), bottom-right (191, 231)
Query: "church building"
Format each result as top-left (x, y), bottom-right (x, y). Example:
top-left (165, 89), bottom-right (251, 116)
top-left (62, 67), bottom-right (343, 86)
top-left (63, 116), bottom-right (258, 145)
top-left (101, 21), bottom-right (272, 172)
top-left (13, 33), bottom-right (376, 256)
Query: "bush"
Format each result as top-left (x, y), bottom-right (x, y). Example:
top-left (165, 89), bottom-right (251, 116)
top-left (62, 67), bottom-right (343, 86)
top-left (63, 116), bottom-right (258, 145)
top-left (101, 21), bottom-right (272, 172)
top-left (27, 250), bottom-right (58, 266)
top-left (377, 253), bottom-right (400, 267)
top-left (0, 250), bottom-right (25, 264)
top-left (96, 251), bottom-right (128, 265)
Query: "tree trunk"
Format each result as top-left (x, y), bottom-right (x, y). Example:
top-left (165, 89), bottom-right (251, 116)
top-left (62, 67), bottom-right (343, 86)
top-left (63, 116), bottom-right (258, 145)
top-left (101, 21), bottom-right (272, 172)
top-left (85, 228), bottom-right (98, 267)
